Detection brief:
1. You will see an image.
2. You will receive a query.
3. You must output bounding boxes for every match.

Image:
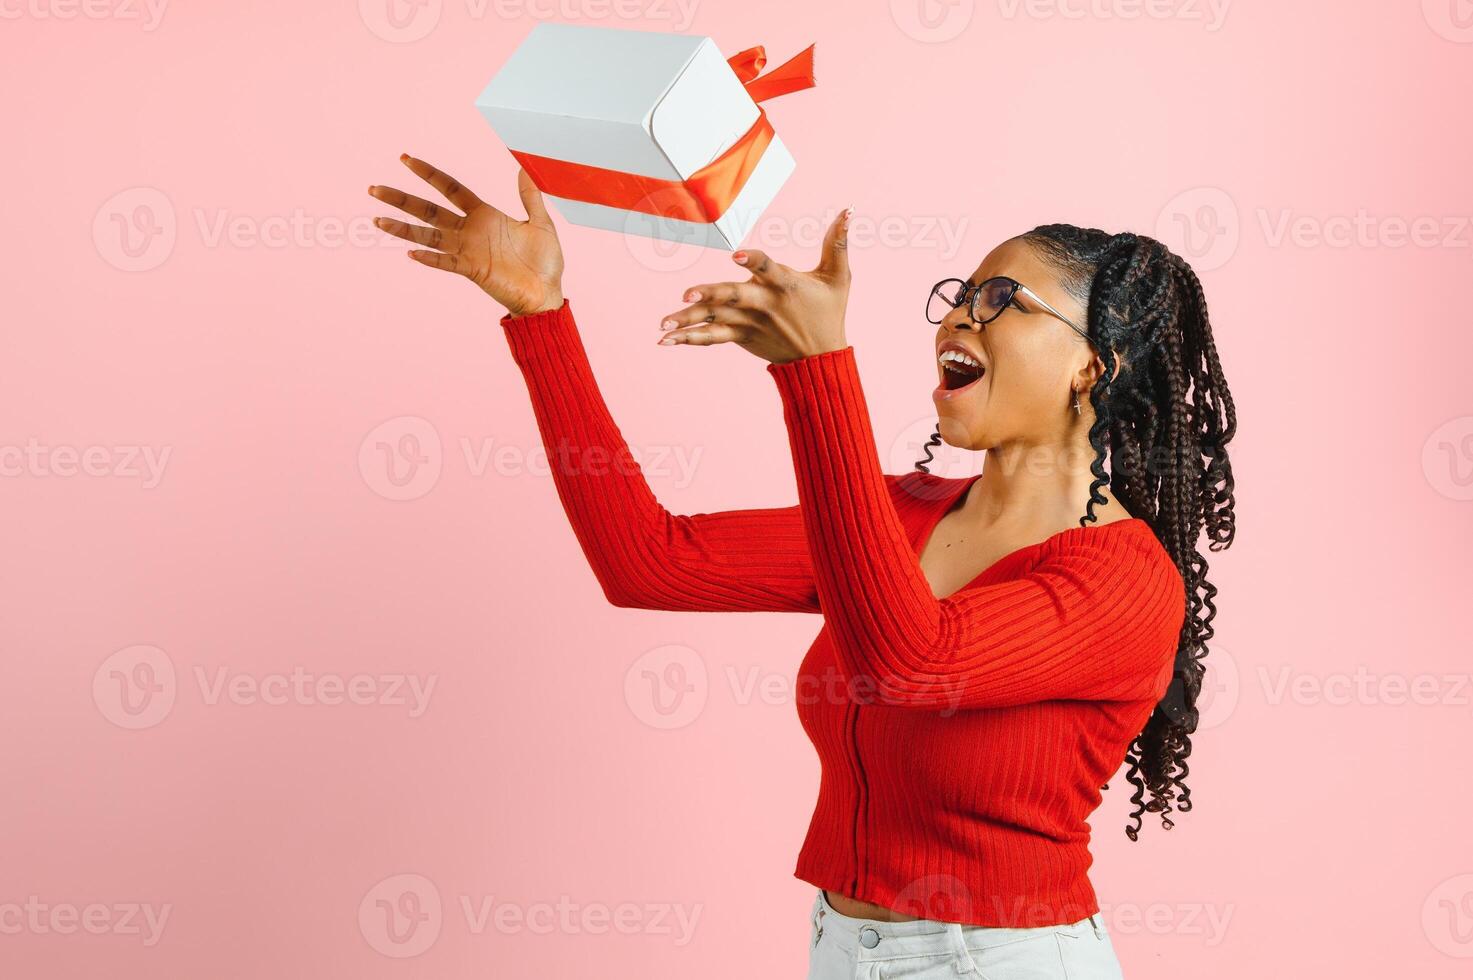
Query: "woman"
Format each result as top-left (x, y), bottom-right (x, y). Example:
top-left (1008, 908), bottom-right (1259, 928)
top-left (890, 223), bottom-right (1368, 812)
top-left (367, 157), bottom-right (1236, 979)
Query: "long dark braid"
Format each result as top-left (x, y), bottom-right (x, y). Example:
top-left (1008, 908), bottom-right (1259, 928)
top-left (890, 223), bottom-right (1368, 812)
top-left (914, 225), bottom-right (1237, 839)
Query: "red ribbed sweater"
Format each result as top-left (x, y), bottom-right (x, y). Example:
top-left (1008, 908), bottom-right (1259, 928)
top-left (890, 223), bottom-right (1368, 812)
top-left (501, 299), bottom-right (1185, 928)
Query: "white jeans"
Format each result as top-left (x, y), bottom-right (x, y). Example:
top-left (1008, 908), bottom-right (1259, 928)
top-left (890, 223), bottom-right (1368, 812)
top-left (806, 890), bottom-right (1125, 979)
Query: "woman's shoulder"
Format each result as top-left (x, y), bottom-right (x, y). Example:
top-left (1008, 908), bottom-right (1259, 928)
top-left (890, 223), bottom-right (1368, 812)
top-left (1039, 517), bottom-right (1185, 594)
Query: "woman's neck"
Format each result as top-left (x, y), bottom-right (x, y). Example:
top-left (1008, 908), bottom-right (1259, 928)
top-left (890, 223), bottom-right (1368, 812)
top-left (961, 434), bottom-right (1129, 533)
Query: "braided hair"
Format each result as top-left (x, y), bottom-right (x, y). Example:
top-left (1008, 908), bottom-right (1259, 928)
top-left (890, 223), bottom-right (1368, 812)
top-left (914, 225), bottom-right (1237, 839)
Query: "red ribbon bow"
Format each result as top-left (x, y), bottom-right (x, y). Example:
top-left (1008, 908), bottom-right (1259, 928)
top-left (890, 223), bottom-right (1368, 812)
top-left (726, 43), bottom-right (818, 103)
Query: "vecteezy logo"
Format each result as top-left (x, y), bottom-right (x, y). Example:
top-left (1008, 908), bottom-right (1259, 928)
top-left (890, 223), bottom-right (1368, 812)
top-left (1424, 0), bottom-right (1473, 42)
top-left (1422, 417), bottom-right (1473, 501)
top-left (893, 874), bottom-right (974, 923)
top-left (93, 645), bottom-right (177, 729)
top-left (93, 188), bottom-right (176, 272)
top-left (1194, 643), bottom-right (1238, 732)
top-left (884, 415), bottom-right (977, 503)
top-left (359, 873), bottom-right (443, 958)
top-left (624, 644), bottom-right (708, 730)
top-left (1423, 873), bottom-right (1473, 957)
top-left (890, 0), bottom-right (975, 43)
top-left (359, 0), bottom-right (441, 43)
top-left (359, 416), bottom-right (443, 501)
top-left (620, 190), bottom-right (707, 276)
top-left (1154, 187), bottom-right (1240, 272)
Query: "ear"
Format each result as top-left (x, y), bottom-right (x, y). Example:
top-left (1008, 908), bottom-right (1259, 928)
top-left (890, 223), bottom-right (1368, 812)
top-left (1072, 349), bottom-right (1107, 395)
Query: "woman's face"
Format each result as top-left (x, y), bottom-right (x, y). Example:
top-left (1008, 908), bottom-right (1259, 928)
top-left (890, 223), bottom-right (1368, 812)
top-left (931, 238), bottom-right (1094, 451)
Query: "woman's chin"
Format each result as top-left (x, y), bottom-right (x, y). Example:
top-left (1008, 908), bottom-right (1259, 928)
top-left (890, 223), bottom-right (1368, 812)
top-left (935, 414), bottom-right (983, 451)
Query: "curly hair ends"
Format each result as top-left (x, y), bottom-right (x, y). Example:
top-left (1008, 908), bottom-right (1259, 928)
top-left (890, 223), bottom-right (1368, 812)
top-left (915, 224), bottom-right (1238, 840)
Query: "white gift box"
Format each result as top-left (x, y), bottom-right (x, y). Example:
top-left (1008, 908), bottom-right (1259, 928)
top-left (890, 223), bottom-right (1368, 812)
top-left (474, 23), bottom-right (811, 250)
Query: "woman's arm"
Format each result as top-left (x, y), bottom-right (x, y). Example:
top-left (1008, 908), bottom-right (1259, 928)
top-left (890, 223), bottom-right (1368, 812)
top-left (501, 299), bottom-right (819, 613)
top-left (654, 215), bottom-right (1184, 709)
top-left (766, 345), bottom-right (1185, 709)
top-left (367, 158), bottom-right (819, 613)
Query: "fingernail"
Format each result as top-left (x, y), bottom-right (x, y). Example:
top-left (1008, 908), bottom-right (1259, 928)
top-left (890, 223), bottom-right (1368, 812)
top-left (732, 251), bottom-right (748, 264)
top-left (658, 335), bottom-right (677, 345)
top-left (661, 318), bottom-right (677, 330)
top-left (684, 290), bottom-right (701, 302)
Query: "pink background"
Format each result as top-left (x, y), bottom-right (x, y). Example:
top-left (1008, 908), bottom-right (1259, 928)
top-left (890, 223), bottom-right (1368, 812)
top-left (4, 1), bottom-right (1472, 977)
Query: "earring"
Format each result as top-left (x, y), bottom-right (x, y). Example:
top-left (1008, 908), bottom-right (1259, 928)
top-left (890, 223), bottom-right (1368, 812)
top-left (1071, 390), bottom-right (1082, 415)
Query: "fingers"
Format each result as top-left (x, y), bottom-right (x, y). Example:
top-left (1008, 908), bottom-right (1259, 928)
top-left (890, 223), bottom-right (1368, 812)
top-left (816, 207), bottom-right (853, 282)
top-left (400, 154), bottom-right (485, 214)
top-left (659, 281), bottom-right (765, 333)
top-left (517, 168), bottom-right (553, 227)
top-left (731, 248), bottom-right (791, 286)
top-left (658, 322), bottom-right (751, 347)
top-left (659, 301), bottom-right (756, 332)
top-left (367, 184), bottom-right (465, 230)
top-left (374, 216), bottom-right (455, 250)
top-left (677, 280), bottom-right (762, 308)
top-left (406, 249), bottom-right (466, 276)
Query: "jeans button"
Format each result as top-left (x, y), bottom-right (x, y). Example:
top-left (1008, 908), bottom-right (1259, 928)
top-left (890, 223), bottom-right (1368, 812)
top-left (859, 926), bottom-right (881, 949)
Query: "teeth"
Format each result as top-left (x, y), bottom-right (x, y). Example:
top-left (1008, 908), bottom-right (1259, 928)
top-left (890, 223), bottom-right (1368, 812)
top-left (938, 349), bottom-right (984, 373)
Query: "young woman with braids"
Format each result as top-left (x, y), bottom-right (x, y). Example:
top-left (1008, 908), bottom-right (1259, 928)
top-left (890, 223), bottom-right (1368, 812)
top-left (367, 158), bottom-right (1237, 979)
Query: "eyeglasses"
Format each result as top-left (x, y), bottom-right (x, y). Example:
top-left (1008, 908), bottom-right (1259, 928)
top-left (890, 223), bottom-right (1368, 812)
top-left (926, 276), bottom-right (1089, 341)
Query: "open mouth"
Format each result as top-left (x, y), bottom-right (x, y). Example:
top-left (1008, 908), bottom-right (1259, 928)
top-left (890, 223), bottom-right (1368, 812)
top-left (938, 348), bottom-right (986, 391)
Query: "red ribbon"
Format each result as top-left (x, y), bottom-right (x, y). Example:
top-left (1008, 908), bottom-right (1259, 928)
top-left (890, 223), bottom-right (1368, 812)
top-left (510, 43), bottom-right (815, 224)
top-left (726, 43), bottom-right (817, 103)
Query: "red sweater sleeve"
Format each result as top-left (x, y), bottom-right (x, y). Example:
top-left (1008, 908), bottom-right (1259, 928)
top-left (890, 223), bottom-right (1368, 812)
top-left (499, 299), bottom-right (819, 613)
top-left (766, 345), bottom-right (1185, 709)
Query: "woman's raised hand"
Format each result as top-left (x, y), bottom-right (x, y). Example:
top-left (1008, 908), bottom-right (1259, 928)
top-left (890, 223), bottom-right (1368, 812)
top-left (369, 156), bottom-right (564, 317)
top-left (657, 209), bottom-right (853, 365)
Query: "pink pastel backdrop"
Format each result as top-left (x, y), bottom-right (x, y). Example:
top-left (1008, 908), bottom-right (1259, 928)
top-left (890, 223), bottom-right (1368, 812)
top-left (3, 0), bottom-right (1472, 977)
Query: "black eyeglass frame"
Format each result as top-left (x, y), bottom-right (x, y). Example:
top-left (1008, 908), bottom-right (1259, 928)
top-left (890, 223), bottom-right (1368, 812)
top-left (927, 276), bottom-right (1090, 342)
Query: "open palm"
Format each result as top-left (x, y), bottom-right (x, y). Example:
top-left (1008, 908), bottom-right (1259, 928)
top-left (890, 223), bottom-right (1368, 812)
top-left (368, 154), bottom-right (564, 317)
